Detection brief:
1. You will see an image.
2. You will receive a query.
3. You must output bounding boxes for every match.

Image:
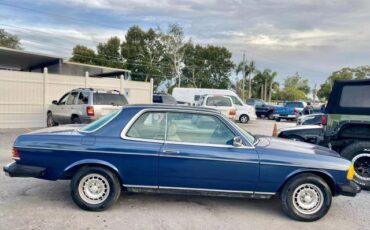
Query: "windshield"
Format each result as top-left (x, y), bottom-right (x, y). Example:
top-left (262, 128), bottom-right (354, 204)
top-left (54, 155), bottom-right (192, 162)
top-left (79, 110), bottom-right (119, 132)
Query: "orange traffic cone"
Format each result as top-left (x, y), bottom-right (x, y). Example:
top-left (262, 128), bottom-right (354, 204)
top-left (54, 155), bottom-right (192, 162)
top-left (272, 123), bottom-right (278, 137)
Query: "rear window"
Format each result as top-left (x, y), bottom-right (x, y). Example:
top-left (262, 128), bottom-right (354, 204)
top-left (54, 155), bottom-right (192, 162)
top-left (153, 95), bottom-right (162, 103)
top-left (80, 110), bottom-right (119, 132)
top-left (206, 97), bottom-right (232, 106)
top-left (340, 85), bottom-right (370, 108)
top-left (93, 93), bottom-right (128, 106)
top-left (286, 102), bottom-right (303, 108)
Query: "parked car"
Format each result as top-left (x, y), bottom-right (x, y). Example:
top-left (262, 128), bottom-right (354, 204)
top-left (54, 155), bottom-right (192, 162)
top-left (197, 95), bottom-right (257, 123)
top-left (47, 88), bottom-right (128, 127)
top-left (297, 113), bottom-right (323, 125)
top-left (278, 125), bottom-right (323, 143)
top-left (277, 79), bottom-right (370, 190)
top-left (246, 98), bottom-right (275, 119)
top-left (153, 93), bottom-right (178, 105)
top-left (273, 101), bottom-right (306, 122)
top-left (4, 105), bottom-right (359, 221)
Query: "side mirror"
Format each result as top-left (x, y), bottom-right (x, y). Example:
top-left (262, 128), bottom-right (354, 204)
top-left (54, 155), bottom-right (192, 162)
top-left (52, 100), bottom-right (58, 105)
top-left (233, 136), bottom-right (243, 147)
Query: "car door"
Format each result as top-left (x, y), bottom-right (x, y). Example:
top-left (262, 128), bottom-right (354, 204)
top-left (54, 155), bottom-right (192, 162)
top-left (62, 91), bottom-right (79, 124)
top-left (52, 92), bottom-right (69, 124)
top-left (121, 111), bottom-right (166, 187)
top-left (254, 100), bottom-right (265, 116)
top-left (158, 112), bottom-right (259, 192)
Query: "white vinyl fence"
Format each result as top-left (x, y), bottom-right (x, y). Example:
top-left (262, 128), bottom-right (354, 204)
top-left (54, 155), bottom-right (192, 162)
top-left (0, 68), bottom-right (153, 128)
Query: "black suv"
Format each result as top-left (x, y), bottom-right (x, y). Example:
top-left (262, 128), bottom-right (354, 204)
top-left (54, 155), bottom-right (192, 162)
top-left (246, 98), bottom-right (275, 119)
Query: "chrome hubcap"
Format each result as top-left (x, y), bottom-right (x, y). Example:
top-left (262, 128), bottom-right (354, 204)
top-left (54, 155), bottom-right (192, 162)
top-left (241, 116), bottom-right (248, 123)
top-left (78, 173), bottom-right (110, 204)
top-left (292, 183), bottom-right (323, 215)
top-left (352, 153), bottom-right (370, 181)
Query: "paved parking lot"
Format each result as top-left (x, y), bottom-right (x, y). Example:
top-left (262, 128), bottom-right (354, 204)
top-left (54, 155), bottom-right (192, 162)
top-left (0, 119), bottom-right (369, 230)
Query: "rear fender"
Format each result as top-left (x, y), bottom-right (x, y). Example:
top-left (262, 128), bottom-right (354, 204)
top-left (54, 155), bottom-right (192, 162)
top-left (63, 159), bottom-right (121, 180)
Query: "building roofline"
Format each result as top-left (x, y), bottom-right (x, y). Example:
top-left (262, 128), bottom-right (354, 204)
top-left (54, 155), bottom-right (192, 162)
top-left (64, 61), bottom-right (131, 73)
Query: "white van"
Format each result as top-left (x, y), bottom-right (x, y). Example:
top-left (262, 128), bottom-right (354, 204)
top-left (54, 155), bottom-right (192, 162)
top-left (172, 88), bottom-right (257, 123)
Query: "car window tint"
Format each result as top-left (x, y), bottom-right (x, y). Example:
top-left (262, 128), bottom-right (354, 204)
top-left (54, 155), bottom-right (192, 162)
top-left (166, 112), bottom-right (234, 145)
top-left (66, 92), bottom-right (78, 105)
top-left (80, 110), bottom-right (119, 132)
top-left (194, 95), bottom-right (200, 101)
top-left (153, 95), bottom-right (162, 103)
top-left (93, 93), bottom-right (128, 106)
top-left (77, 92), bottom-right (89, 105)
top-left (255, 100), bottom-right (263, 106)
top-left (206, 97), bottom-right (232, 106)
top-left (127, 112), bottom-right (166, 140)
top-left (58, 93), bottom-right (69, 105)
top-left (286, 102), bottom-right (303, 108)
top-left (340, 85), bottom-right (370, 108)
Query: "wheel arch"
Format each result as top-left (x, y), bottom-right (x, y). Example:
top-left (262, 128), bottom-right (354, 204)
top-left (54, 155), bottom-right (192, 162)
top-left (62, 159), bottom-right (123, 184)
top-left (277, 169), bottom-right (337, 196)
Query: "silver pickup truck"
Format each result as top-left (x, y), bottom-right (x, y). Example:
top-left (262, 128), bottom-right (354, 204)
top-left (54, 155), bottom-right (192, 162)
top-left (47, 88), bottom-right (128, 127)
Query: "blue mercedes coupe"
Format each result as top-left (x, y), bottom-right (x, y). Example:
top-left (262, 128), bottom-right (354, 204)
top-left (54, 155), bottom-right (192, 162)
top-left (3, 105), bottom-right (360, 221)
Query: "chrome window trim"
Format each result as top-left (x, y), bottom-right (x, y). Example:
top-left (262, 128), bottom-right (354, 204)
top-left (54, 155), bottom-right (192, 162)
top-left (120, 108), bottom-right (255, 149)
top-left (123, 184), bottom-right (158, 189)
top-left (78, 109), bottom-right (122, 134)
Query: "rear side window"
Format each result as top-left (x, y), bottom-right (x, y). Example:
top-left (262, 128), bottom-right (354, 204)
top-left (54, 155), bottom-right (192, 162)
top-left (126, 112), bottom-right (166, 140)
top-left (77, 92), bottom-right (89, 105)
top-left (340, 85), bottom-right (370, 108)
top-left (80, 110), bottom-right (119, 132)
top-left (206, 97), bottom-right (232, 106)
top-left (93, 93), bottom-right (128, 106)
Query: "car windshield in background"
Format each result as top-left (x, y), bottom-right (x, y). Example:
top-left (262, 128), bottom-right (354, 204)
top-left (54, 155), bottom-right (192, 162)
top-left (162, 95), bottom-right (177, 104)
top-left (79, 110), bottom-right (119, 132)
top-left (93, 93), bottom-right (128, 106)
top-left (286, 102), bottom-right (303, 108)
top-left (206, 97), bottom-right (232, 106)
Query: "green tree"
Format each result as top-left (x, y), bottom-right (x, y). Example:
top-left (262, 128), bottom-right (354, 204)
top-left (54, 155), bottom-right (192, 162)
top-left (284, 73), bottom-right (311, 94)
top-left (70, 45), bottom-right (96, 65)
top-left (0, 29), bottom-right (22, 49)
top-left (281, 87), bottom-right (307, 101)
top-left (96, 37), bottom-right (124, 68)
top-left (236, 59), bottom-right (256, 99)
top-left (317, 82), bottom-right (331, 100)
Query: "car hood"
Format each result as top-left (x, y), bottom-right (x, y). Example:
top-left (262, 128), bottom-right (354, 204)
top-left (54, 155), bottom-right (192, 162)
top-left (256, 136), bottom-right (339, 157)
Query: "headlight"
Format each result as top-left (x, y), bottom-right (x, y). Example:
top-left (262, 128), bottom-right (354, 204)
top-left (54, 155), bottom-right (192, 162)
top-left (346, 164), bottom-right (355, 180)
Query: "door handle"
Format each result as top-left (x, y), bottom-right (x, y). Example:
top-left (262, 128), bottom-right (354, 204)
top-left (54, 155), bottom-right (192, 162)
top-left (162, 150), bottom-right (180, 154)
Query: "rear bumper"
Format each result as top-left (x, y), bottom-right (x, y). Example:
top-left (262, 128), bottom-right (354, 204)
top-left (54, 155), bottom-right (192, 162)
top-left (3, 162), bottom-right (46, 178)
top-left (338, 181), bottom-right (361, 197)
top-left (273, 114), bottom-right (297, 119)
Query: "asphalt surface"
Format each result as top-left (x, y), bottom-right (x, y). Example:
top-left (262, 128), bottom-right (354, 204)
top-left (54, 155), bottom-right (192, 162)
top-left (0, 119), bottom-right (369, 230)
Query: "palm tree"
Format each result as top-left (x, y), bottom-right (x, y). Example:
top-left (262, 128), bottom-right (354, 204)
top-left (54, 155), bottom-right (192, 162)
top-left (268, 71), bottom-right (277, 102)
top-left (236, 60), bottom-right (256, 99)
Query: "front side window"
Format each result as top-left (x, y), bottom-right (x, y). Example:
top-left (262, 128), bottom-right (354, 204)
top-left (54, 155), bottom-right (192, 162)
top-left (126, 112), bottom-right (166, 141)
top-left (340, 85), bottom-right (370, 108)
top-left (230, 96), bottom-right (242, 106)
top-left (166, 112), bottom-right (235, 145)
top-left (58, 93), bottom-right (69, 105)
top-left (206, 97), bottom-right (232, 106)
top-left (66, 92), bottom-right (78, 105)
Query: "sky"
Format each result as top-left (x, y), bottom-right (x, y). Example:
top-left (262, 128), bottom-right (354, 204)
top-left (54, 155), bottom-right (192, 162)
top-left (1, 0), bottom-right (370, 88)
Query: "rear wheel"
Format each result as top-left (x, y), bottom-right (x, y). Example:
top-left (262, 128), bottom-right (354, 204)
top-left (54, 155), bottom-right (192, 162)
top-left (239, 114), bottom-right (249, 124)
top-left (276, 117), bottom-right (281, 122)
top-left (280, 173), bottom-right (332, 221)
top-left (72, 116), bottom-right (81, 124)
top-left (341, 142), bottom-right (370, 190)
top-left (71, 166), bottom-right (121, 211)
top-left (267, 112), bottom-right (274, 120)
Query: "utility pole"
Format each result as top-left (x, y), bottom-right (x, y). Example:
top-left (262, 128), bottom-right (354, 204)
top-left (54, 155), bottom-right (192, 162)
top-left (242, 52), bottom-right (246, 100)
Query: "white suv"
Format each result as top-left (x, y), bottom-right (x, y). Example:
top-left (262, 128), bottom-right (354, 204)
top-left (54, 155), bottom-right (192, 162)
top-left (197, 95), bottom-right (257, 123)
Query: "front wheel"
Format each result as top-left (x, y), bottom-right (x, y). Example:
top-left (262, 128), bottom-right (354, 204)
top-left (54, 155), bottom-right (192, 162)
top-left (239, 114), bottom-right (249, 124)
top-left (341, 142), bottom-right (370, 190)
top-left (47, 112), bottom-right (56, 127)
top-left (280, 173), bottom-right (332, 221)
top-left (71, 166), bottom-right (121, 211)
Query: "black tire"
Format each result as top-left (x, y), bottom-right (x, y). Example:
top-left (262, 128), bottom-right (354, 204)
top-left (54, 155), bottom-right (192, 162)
top-left (72, 116), bottom-right (81, 124)
top-left (70, 166), bottom-right (121, 211)
top-left (286, 135), bottom-right (305, 142)
top-left (239, 114), bottom-right (249, 124)
top-left (340, 142), bottom-right (370, 190)
top-left (280, 173), bottom-right (332, 221)
top-left (276, 117), bottom-right (281, 122)
top-left (47, 112), bottom-right (56, 127)
top-left (267, 112), bottom-right (274, 120)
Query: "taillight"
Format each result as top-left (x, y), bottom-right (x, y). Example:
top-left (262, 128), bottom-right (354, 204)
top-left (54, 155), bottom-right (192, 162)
top-left (86, 106), bottom-right (94, 116)
top-left (229, 109), bottom-right (236, 116)
top-left (293, 108), bottom-right (299, 113)
top-left (12, 147), bottom-right (20, 160)
top-left (321, 115), bottom-right (327, 126)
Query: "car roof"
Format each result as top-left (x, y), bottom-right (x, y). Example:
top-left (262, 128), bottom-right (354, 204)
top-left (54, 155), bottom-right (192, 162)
top-left (124, 104), bottom-right (221, 113)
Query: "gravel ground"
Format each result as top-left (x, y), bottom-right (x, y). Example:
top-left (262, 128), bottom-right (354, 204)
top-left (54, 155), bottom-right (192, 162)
top-left (0, 119), bottom-right (369, 230)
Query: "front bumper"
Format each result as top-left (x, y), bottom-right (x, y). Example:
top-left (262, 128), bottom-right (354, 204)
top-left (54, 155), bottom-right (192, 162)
top-left (3, 162), bottom-right (46, 178)
top-left (338, 181), bottom-right (361, 197)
